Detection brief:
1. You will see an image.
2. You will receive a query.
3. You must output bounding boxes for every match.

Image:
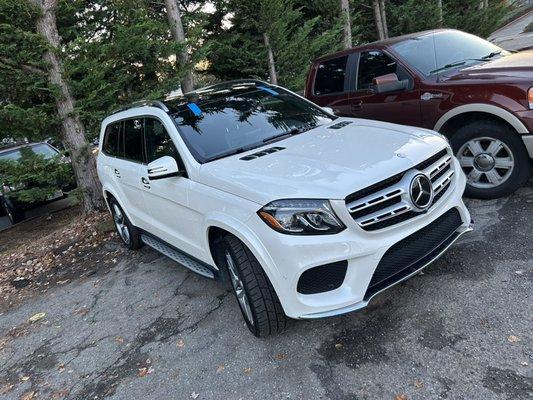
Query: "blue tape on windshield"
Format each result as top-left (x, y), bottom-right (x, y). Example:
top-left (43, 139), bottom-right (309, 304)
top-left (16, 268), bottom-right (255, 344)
top-left (187, 103), bottom-right (202, 116)
top-left (257, 86), bottom-right (279, 96)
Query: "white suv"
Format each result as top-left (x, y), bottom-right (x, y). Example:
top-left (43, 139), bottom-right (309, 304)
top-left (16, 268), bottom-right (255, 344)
top-left (97, 80), bottom-right (472, 337)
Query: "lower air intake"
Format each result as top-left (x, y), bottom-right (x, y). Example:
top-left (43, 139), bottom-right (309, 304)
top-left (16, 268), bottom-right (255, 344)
top-left (297, 261), bottom-right (348, 295)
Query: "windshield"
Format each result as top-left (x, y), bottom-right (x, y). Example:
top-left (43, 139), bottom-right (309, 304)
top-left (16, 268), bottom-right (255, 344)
top-left (0, 143), bottom-right (59, 162)
top-left (392, 30), bottom-right (509, 76)
top-left (170, 83), bottom-right (336, 162)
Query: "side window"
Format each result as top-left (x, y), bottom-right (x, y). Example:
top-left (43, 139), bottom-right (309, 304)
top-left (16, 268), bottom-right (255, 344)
top-left (123, 118), bottom-right (144, 163)
top-left (144, 118), bottom-right (177, 163)
top-left (102, 123), bottom-right (121, 156)
top-left (313, 55), bottom-right (348, 95)
top-left (357, 51), bottom-right (400, 90)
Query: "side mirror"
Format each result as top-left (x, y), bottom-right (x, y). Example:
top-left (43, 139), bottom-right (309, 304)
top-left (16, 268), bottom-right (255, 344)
top-left (147, 156), bottom-right (181, 180)
top-left (373, 73), bottom-right (408, 94)
top-left (322, 106), bottom-right (335, 115)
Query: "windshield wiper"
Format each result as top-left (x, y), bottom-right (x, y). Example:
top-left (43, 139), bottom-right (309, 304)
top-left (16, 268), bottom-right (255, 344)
top-left (204, 146), bottom-right (257, 162)
top-left (262, 124), bottom-right (316, 144)
top-left (481, 50), bottom-right (502, 60)
top-left (429, 61), bottom-right (466, 75)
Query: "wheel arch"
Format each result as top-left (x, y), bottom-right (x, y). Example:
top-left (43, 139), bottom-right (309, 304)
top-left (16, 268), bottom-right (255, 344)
top-left (434, 104), bottom-right (528, 136)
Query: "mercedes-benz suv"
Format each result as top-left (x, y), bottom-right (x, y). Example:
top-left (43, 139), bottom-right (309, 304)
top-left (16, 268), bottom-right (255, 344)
top-left (97, 80), bottom-right (472, 337)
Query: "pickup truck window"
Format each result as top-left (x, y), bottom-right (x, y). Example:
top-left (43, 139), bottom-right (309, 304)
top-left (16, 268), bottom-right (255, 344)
top-left (357, 51), bottom-right (398, 90)
top-left (313, 56), bottom-right (348, 95)
top-left (172, 85), bottom-right (335, 163)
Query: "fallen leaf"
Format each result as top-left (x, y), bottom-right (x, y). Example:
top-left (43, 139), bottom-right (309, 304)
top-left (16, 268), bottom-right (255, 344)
top-left (191, 392), bottom-right (199, 399)
top-left (176, 339), bottom-right (185, 348)
top-left (216, 365), bottom-right (225, 373)
top-left (0, 384), bottom-right (14, 395)
top-left (334, 343), bottom-right (343, 349)
top-left (414, 379), bottom-right (423, 389)
top-left (275, 353), bottom-right (286, 360)
top-left (515, 270), bottom-right (524, 275)
top-left (115, 336), bottom-right (124, 344)
top-left (394, 395), bottom-right (408, 400)
top-left (20, 391), bottom-right (36, 400)
top-left (21, 376), bottom-right (30, 381)
top-left (57, 363), bottom-right (65, 372)
top-left (243, 367), bottom-right (252, 374)
top-left (28, 313), bottom-right (45, 323)
top-left (508, 335), bottom-right (520, 343)
top-left (520, 361), bottom-right (528, 366)
top-left (51, 389), bottom-right (69, 399)
top-left (137, 367), bottom-right (154, 377)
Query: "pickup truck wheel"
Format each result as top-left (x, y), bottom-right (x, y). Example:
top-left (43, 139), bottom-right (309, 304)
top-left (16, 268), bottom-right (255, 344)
top-left (450, 121), bottom-right (531, 199)
top-left (1, 197), bottom-right (25, 224)
top-left (109, 199), bottom-right (142, 250)
top-left (217, 235), bottom-right (287, 337)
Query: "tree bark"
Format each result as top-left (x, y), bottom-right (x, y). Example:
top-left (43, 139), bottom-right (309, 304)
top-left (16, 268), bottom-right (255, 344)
top-left (437, 0), bottom-right (443, 27)
top-left (29, 0), bottom-right (104, 213)
top-left (263, 33), bottom-right (278, 85)
top-left (340, 0), bottom-right (352, 49)
top-left (379, 0), bottom-right (388, 39)
top-left (373, 0), bottom-right (385, 40)
top-left (164, 0), bottom-right (194, 93)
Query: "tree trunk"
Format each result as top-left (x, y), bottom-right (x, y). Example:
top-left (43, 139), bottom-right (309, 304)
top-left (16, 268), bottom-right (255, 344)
top-left (164, 0), bottom-right (194, 93)
top-left (340, 0), bottom-right (352, 49)
top-left (372, 0), bottom-right (385, 40)
top-left (263, 33), bottom-right (278, 85)
top-left (30, 0), bottom-right (104, 213)
top-left (379, 0), bottom-right (388, 39)
top-left (437, 0), bottom-right (443, 27)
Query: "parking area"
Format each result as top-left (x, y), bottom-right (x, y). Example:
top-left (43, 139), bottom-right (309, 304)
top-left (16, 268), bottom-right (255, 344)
top-left (0, 182), bottom-right (531, 400)
top-left (0, 198), bottom-right (73, 232)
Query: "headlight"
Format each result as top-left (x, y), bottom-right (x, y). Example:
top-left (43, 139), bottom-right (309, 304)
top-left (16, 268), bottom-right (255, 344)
top-left (258, 199), bottom-right (345, 235)
top-left (528, 87), bottom-right (533, 109)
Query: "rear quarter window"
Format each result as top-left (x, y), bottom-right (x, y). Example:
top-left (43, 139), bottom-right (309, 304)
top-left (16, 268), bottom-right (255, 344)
top-left (313, 55), bottom-right (348, 96)
top-left (102, 123), bottom-right (122, 157)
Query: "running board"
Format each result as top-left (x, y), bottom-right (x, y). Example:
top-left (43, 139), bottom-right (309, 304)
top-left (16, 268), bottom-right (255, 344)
top-left (141, 234), bottom-right (216, 279)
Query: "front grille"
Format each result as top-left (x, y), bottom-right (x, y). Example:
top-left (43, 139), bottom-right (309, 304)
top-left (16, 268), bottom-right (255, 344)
top-left (297, 261), bottom-right (348, 295)
top-left (345, 148), bottom-right (454, 231)
top-left (364, 208), bottom-right (462, 300)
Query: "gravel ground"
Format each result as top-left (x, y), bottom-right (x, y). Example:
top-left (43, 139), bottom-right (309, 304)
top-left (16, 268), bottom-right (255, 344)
top-left (0, 181), bottom-right (531, 400)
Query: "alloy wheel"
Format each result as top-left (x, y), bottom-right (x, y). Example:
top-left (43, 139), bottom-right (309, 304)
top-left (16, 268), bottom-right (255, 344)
top-left (225, 250), bottom-right (254, 326)
top-left (112, 204), bottom-right (131, 245)
top-left (456, 137), bottom-right (514, 189)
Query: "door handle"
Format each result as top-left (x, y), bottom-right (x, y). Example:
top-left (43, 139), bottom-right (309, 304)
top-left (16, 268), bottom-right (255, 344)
top-left (114, 168), bottom-right (121, 178)
top-left (141, 177), bottom-right (150, 189)
top-left (351, 101), bottom-right (363, 111)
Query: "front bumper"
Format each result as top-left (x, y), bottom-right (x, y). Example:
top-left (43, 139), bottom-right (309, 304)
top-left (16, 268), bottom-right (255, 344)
top-left (244, 158), bottom-right (471, 319)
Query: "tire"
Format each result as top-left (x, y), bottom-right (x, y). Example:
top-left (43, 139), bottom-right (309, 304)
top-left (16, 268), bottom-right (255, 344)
top-left (215, 234), bottom-right (287, 337)
top-left (450, 120), bottom-right (531, 199)
top-left (1, 197), bottom-right (25, 224)
top-left (108, 198), bottom-right (142, 250)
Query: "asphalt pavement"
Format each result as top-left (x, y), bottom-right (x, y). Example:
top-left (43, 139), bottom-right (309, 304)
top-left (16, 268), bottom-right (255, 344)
top-left (0, 182), bottom-right (531, 399)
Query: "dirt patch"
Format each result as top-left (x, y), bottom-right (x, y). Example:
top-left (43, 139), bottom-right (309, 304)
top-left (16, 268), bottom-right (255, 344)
top-left (0, 206), bottom-right (127, 311)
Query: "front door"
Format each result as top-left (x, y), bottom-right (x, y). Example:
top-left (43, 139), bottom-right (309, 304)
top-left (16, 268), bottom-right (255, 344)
top-left (350, 50), bottom-right (422, 127)
top-left (139, 117), bottom-right (207, 261)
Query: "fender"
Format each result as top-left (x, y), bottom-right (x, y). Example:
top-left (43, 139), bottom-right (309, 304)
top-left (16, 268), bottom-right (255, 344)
top-left (434, 103), bottom-right (529, 134)
top-left (101, 185), bottom-right (136, 226)
top-left (203, 213), bottom-right (287, 306)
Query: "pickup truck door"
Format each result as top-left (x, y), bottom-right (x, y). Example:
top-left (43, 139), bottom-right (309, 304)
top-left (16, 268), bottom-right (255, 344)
top-left (349, 50), bottom-right (422, 127)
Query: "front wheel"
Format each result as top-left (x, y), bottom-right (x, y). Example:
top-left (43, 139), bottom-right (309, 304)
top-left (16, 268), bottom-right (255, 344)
top-left (109, 198), bottom-right (142, 249)
top-left (216, 235), bottom-right (287, 337)
top-left (450, 121), bottom-right (531, 199)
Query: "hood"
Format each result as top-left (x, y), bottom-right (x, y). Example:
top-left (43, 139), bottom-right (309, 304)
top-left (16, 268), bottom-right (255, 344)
top-left (445, 51), bottom-right (533, 82)
top-left (197, 119), bottom-right (448, 205)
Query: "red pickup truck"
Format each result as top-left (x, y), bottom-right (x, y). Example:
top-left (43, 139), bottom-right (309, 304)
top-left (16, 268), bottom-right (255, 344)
top-left (305, 29), bottom-right (533, 199)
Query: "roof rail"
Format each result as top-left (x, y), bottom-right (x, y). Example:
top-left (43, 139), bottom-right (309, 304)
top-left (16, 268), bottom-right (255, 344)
top-left (110, 100), bottom-right (170, 115)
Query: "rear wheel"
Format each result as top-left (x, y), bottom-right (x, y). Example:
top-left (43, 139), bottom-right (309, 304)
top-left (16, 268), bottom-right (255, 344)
top-left (215, 234), bottom-right (287, 337)
top-left (108, 198), bottom-right (142, 249)
top-left (1, 197), bottom-right (25, 224)
top-left (450, 120), bottom-right (531, 199)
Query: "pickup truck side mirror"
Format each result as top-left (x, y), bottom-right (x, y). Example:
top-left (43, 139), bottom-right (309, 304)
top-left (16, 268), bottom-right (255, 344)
top-left (373, 73), bottom-right (408, 94)
top-left (147, 156), bottom-right (181, 180)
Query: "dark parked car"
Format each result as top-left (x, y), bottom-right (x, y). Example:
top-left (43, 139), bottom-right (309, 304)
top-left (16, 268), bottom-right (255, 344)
top-left (0, 142), bottom-right (76, 224)
top-left (305, 29), bottom-right (533, 199)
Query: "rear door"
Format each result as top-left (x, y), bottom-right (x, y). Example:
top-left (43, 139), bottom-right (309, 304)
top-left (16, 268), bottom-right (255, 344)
top-left (113, 118), bottom-right (152, 230)
top-left (306, 54), bottom-right (356, 116)
top-left (349, 50), bottom-right (422, 126)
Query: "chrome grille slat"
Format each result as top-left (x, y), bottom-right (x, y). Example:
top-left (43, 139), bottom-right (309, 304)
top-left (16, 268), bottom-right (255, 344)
top-left (345, 149), bottom-right (455, 231)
